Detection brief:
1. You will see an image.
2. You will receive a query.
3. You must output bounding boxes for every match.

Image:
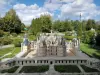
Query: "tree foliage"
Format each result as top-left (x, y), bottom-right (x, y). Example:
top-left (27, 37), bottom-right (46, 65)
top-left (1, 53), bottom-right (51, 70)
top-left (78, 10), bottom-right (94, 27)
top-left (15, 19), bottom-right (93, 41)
top-left (95, 34), bottom-right (100, 46)
top-left (86, 19), bottom-right (96, 30)
top-left (83, 31), bottom-right (95, 44)
top-left (30, 14), bottom-right (52, 35)
top-left (52, 20), bottom-right (73, 32)
top-left (0, 9), bottom-right (24, 33)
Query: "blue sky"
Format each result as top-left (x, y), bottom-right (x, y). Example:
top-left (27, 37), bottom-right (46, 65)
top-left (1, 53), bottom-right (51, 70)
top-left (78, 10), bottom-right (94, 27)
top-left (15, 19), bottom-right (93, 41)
top-left (0, 0), bottom-right (100, 25)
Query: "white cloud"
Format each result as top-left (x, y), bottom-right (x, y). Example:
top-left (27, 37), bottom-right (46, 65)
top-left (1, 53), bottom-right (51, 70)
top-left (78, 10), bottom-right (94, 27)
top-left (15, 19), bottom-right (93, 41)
top-left (1, 0), bottom-right (100, 25)
top-left (44, 0), bottom-right (61, 11)
top-left (59, 0), bottom-right (100, 20)
top-left (0, 0), bottom-right (16, 17)
top-left (13, 4), bottom-right (53, 25)
top-left (44, 0), bottom-right (100, 20)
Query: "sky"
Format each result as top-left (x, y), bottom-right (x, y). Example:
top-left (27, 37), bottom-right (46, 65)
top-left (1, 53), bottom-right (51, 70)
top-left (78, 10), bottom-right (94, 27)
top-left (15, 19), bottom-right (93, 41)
top-left (0, 0), bottom-right (100, 25)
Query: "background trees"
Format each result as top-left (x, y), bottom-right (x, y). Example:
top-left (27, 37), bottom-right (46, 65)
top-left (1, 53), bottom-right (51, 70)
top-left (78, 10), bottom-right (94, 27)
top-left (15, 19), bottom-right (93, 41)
top-left (30, 14), bottom-right (52, 35)
top-left (0, 9), bottom-right (24, 34)
top-left (52, 20), bottom-right (73, 32)
top-left (86, 19), bottom-right (97, 31)
top-left (0, 8), bottom-right (99, 46)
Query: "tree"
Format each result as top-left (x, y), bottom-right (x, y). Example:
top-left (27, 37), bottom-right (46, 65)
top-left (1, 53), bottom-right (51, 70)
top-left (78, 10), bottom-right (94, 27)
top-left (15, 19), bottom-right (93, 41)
top-left (52, 20), bottom-right (61, 31)
top-left (95, 34), bottom-right (100, 46)
top-left (52, 20), bottom-right (73, 32)
top-left (64, 20), bottom-right (73, 31)
top-left (0, 9), bottom-right (22, 33)
top-left (40, 14), bottom-right (52, 32)
top-left (21, 23), bottom-right (26, 31)
top-left (83, 31), bottom-right (95, 44)
top-left (30, 14), bottom-right (52, 35)
top-left (31, 18), bottom-right (42, 35)
top-left (77, 22), bottom-right (82, 38)
top-left (86, 19), bottom-right (96, 30)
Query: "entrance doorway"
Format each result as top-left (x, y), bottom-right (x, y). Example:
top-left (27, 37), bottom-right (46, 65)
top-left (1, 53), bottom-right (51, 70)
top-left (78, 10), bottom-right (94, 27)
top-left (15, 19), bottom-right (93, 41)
top-left (50, 61), bottom-right (53, 64)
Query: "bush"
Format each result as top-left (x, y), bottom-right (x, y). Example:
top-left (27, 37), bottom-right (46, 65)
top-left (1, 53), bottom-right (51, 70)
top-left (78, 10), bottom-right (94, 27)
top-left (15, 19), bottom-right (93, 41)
top-left (54, 65), bottom-right (81, 73)
top-left (11, 33), bottom-right (17, 37)
top-left (64, 35), bottom-right (74, 40)
top-left (0, 30), bottom-right (4, 37)
top-left (0, 37), bottom-right (12, 45)
top-left (82, 31), bottom-right (95, 44)
top-left (19, 65), bottom-right (49, 73)
top-left (4, 32), bottom-right (10, 36)
top-left (1, 66), bottom-right (19, 73)
top-left (13, 39), bottom-right (22, 47)
top-left (95, 34), bottom-right (100, 46)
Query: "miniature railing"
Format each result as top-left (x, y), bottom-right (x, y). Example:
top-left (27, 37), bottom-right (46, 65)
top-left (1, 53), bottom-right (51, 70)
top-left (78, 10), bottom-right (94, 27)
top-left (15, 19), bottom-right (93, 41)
top-left (0, 72), bottom-right (100, 75)
top-left (60, 72), bottom-right (100, 75)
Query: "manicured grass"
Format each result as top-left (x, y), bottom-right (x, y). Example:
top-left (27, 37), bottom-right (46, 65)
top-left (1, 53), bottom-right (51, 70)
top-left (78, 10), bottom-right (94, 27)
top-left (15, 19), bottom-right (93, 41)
top-left (54, 65), bottom-right (81, 73)
top-left (1, 66), bottom-right (19, 73)
top-left (0, 47), bottom-right (13, 57)
top-left (80, 43), bottom-right (100, 58)
top-left (19, 65), bottom-right (49, 73)
top-left (2, 47), bottom-right (21, 58)
top-left (81, 65), bottom-right (100, 72)
top-left (28, 35), bottom-right (36, 41)
top-left (0, 47), bottom-right (21, 60)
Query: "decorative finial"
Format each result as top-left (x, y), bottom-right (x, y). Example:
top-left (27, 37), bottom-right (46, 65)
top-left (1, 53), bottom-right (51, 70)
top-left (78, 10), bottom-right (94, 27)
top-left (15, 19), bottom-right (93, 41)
top-left (51, 30), bottom-right (53, 33)
top-left (80, 12), bottom-right (81, 21)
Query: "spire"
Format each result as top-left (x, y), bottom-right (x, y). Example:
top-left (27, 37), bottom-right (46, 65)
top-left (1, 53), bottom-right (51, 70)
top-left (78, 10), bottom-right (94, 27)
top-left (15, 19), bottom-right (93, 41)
top-left (80, 13), bottom-right (82, 21)
top-left (51, 30), bottom-right (53, 33)
top-left (23, 33), bottom-right (29, 46)
top-left (24, 33), bottom-right (27, 38)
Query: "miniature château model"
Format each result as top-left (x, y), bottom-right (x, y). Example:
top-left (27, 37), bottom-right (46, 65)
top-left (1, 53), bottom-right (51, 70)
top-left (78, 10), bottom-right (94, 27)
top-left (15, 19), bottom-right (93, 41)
top-left (0, 32), bottom-right (100, 75)
top-left (19, 32), bottom-right (80, 58)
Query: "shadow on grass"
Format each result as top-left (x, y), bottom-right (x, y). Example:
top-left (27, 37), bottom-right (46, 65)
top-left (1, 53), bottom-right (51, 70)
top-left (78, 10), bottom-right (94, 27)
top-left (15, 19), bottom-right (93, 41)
top-left (92, 53), bottom-right (100, 59)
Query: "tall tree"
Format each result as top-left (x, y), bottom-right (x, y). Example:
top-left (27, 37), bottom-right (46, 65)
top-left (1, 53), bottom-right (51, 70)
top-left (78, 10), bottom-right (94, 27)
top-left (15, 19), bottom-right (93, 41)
top-left (31, 18), bottom-right (42, 35)
top-left (77, 22), bottom-right (82, 38)
top-left (1, 9), bottom-right (22, 33)
top-left (86, 19), bottom-right (96, 30)
top-left (30, 14), bottom-right (52, 35)
top-left (40, 14), bottom-right (52, 32)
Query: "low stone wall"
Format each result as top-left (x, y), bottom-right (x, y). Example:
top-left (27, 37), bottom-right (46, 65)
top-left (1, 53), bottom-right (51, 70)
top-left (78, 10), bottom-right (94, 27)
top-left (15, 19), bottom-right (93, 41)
top-left (0, 72), bottom-right (100, 75)
top-left (0, 58), bottom-right (99, 70)
top-left (0, 57), bottom-right (100, 75)
top-left (60, 73), bottom-right (100, 75)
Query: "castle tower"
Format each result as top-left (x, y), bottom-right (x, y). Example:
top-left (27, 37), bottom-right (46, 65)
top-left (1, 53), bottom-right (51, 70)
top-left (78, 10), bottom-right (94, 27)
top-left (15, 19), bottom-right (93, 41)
top-left (21, 33), bottom-right (29, 52)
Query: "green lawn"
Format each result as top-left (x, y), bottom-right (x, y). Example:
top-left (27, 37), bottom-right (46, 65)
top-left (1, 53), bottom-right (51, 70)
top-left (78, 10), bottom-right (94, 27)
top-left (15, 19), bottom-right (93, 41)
top-left (54, 65), bottom-right (81, 73)
top-left (1, 66), bottom-right (19, 73)
top-left (0, 47), bottom-right (14, 57)
top-left (81, 65), bottom-right (100, 72)
top-left (28, 35), bottom-right (36, 41)
top-left (19, 65), bottom-right (49, 73)
top-left (80, 43), bottom-right (100, 58)
top-left (4, 47), bottom-right (21, 58)
top-left (0, 47), bottom-right (21, 60)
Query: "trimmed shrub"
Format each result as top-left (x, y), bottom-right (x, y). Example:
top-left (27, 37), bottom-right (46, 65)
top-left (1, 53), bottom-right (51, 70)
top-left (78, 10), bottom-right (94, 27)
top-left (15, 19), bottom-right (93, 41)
top-left (54, 65), bottom-right (81, 73)
top-left (64, 35), bottom-right (74, 40)
top-left (11, 33), bottom-right (17, 37)
top-left (0, 30), bottom-right (4, 37)
top-left (19, 65), bottom-right (49, 73)
top-left (1, 66), bottom-right (19, 73)
top-left (4, 32), bottom-right (10, 36)
top-left (95, 34), bottom-right (100, 46)
top-left (13, 39), bottom-right (22, 47)
top-left (0, 37), bottom-right (12, 45)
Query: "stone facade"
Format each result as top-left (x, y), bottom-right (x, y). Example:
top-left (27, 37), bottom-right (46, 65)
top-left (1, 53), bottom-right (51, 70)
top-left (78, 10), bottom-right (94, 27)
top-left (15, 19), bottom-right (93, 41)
top-left (37, 33), bottom-right (66, 57)
top-left (20, 32), bottom-right (80, 57)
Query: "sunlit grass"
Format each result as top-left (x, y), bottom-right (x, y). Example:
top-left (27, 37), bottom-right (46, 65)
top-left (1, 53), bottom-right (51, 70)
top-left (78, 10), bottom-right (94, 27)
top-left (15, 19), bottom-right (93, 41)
top-left (80, 43), bottom-right (100, 57)
top-left (3, 47), bottom-right (21, 58)
top-left (0, 47), bottom-right (21, 60)
top-left (0, 47), bottom-right (13, 57)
